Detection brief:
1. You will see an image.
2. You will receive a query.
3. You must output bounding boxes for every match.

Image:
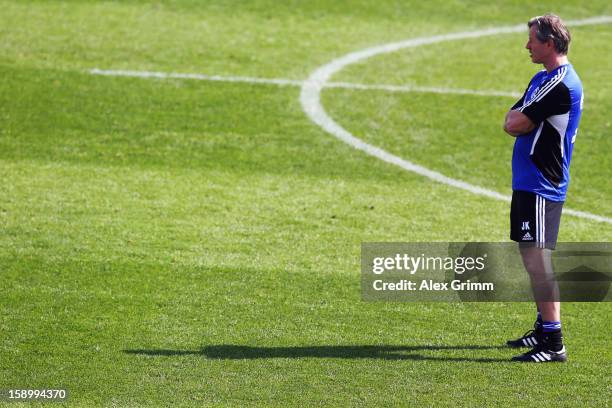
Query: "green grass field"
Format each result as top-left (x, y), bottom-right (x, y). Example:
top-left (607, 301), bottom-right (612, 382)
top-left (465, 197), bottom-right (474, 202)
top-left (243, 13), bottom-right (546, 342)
top-left (1, 1), bottom-right (611, 406)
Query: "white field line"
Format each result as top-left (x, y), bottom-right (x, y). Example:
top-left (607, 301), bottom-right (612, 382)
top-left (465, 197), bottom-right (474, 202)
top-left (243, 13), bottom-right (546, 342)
top-left (300, 16), bottom-right (612, 224)
top-left (89, 68), bottom-right (521, 98)
top-left (90, 68), bottom-right (304, 87)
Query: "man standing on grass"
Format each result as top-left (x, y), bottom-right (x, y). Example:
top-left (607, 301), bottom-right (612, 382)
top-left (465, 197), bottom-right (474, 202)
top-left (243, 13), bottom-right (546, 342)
top-left (503, 14), bottom-right (582, 363)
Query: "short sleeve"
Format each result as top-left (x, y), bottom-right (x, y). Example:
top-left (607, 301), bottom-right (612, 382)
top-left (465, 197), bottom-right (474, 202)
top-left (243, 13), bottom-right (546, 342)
top-left (518, 82), bottom-right (571, 125)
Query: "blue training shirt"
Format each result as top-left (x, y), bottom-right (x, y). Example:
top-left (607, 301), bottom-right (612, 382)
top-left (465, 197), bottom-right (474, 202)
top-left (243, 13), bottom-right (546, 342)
top-left (511, 63), bottom-right (583, 201)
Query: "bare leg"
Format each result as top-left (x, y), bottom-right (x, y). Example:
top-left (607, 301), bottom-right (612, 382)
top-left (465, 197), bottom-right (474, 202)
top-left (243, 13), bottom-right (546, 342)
top-left (519, 246), bottom-right (560, 322)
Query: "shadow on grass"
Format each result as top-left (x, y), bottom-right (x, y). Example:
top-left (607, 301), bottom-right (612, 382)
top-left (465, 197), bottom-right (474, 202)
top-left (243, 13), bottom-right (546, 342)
top-left (124, 344), bottom-right (511, 362)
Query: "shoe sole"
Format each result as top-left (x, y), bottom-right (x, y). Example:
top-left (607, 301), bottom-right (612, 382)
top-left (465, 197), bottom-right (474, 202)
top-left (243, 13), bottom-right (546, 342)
top-left (511, 352), bottom-right (567, 363)
top-left (511, 357), bottom-right (567, 363)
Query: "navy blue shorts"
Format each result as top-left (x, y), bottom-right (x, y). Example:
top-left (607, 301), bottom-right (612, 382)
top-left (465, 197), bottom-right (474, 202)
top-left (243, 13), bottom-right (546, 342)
top-left (510, 190), bottom-right (564, 250)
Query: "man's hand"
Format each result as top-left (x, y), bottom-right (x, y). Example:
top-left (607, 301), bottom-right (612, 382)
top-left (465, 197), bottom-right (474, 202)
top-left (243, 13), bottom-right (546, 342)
top-left (504, 110), bottom-right (536, 137)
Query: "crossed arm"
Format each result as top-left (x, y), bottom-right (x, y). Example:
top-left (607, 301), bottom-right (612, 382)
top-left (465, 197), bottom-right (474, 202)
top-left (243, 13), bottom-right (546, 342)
top-left (503, 110), bottom-right (536, 137)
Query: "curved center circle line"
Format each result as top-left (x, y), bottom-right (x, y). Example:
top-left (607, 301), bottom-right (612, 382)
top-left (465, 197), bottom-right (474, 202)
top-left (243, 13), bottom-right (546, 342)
top-left (300, 16), bottom-right (612, 224)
